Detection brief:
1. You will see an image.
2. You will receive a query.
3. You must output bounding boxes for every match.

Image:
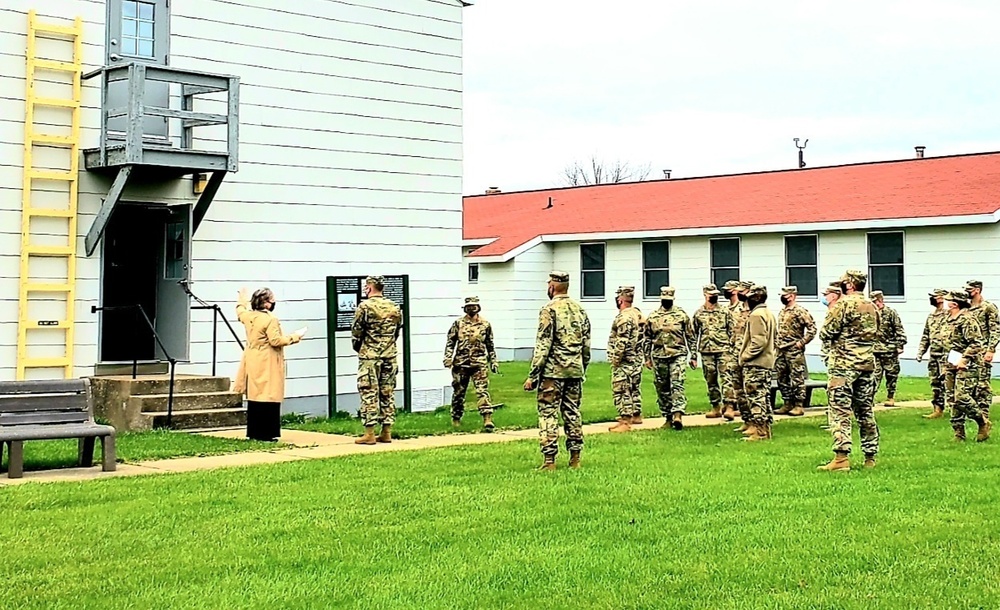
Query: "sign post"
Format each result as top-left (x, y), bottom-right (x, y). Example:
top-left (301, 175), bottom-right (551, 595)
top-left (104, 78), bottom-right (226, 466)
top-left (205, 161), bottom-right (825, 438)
top-left (326, 275), bottom-right (410, 418)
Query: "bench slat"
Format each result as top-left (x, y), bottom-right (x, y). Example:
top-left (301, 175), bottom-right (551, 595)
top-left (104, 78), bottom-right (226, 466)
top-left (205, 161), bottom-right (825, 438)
top-left (0, 394), bottom-right (88, 413)
top-left (0, 411), bottom-right (90, 426)
top-left (0, 379), bottom-right (87, 395)
top-left (0, 423), bottom-right (114, 442)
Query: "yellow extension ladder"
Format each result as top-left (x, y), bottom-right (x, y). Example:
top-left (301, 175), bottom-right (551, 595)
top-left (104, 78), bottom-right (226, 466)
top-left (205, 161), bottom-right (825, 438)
top-left (16, 10), bottom-right (83, 380)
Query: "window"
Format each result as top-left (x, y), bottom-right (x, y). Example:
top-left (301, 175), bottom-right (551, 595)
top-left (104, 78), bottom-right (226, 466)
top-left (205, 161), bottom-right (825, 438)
top-left (121, 1), bottom-right (156, 58)
top-left (868, 231), bottom-right (904, 297)
top-left (580, 243), bottom-right (605, 299)
top-left (468, 263), bottom-right (479, 284)
top-left (785, 235), bottom-right (818, 297)
top-left (164, 220), bottom-right (185, 279)
top-left (642, 241), bottom-right (670, 298)
top-left (710, 238), bottom-right (740, 288)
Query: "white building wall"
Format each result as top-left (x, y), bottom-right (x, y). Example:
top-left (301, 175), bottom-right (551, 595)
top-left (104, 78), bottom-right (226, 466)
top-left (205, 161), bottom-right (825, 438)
top-left (472, 222), bottom-right (1000, 375)
top-left (0, 0), bottom-right (467, 415)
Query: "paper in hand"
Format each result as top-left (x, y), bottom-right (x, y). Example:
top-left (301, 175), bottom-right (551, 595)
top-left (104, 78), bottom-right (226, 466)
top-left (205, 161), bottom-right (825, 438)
top-left (293, 327), bottom-right (307, 337)
top-left (947, 350), bottom-right (963, 366)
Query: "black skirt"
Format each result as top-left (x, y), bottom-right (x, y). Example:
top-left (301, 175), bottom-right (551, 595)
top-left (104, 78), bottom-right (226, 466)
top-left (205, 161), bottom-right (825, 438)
top-left (246, 401), bottom-right (281, 442)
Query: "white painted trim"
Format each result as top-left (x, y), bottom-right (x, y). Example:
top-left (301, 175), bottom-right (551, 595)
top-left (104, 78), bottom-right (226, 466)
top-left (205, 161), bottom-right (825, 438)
top-left (470, 236), bottom-right (544, 263)
top-left (462, 238), bottom-right (495, 247)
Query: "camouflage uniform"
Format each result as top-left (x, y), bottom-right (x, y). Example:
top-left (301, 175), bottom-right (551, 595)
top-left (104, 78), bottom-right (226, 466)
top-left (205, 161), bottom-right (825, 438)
top-left (608, 286), bottom-right (644, 420)
top-left (943, 293), bottom-right (986, 436)
top-left (351, 284), bottom-right (403, 428)
top-left (917, 290), bottom-right (949, 413)
top-left (722, 281), bottom-right (753, 420)
top-left (870, 291), bottom-right (907, 401)
top-left (692, 284), bottom-right (730, 412)
top-left (644, 286), bottom-right (696, 418)
top-left (740, 285), bottom-right (777, 431)
top-left (820, 282), bottom-right (843, 429)
top-left (966, 280), bottom-right (999, 417)
top-left (819, 271), bottom-right (880, 458)
top-left (528, 272), bottom-right (592, 458)
top-left (775, 286), bottom-right (817, 411)
top-left (444, 297), bottom-right (498, 421)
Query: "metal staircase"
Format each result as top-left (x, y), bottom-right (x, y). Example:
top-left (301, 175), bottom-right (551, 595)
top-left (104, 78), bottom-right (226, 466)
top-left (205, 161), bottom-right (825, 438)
top-left (16, 10), bottom-right (83, 380)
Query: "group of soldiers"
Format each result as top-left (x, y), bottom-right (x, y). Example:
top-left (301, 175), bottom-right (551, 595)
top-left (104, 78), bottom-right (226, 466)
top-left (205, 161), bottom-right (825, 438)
top-left (347, 272), bottom-right (999, 472)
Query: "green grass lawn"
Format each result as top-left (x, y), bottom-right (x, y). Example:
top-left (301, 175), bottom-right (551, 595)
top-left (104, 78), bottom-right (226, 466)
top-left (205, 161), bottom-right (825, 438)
top-left (1, 430), bottom-right (285, 474)
top-left (1, 410), bottom-right (998, 609)
top-left (289, 361), bottom-right (998, 438)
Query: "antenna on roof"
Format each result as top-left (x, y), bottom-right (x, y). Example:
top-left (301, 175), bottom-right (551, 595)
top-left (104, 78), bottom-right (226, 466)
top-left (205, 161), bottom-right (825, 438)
top-left (794, 138), bottom-right (808, 168)
top-left (545, 197), bottom-right (553, 209)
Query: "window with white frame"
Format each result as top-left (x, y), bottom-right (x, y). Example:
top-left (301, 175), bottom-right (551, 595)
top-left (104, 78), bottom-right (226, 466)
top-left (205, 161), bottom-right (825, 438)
top-left (867, 231), bottom-right (904, 296)
top-left (785, 235), bottom-right (818, 297)
top-left (580, 243), bottom-right (605, 299)
top-left (710, 238), bottom-right (740, 288)
top-left (468, 263), bottom-right (479, 284)
top-left (642, 241), bottom-right (670, 298)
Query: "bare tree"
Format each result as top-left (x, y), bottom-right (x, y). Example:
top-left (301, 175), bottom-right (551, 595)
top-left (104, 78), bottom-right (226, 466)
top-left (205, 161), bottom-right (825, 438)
top-left (562, 156), bottom-right (652, 186)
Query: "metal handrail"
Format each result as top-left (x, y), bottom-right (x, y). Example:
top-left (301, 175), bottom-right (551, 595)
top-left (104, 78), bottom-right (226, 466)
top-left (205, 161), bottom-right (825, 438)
top-left (192, 304), bottom-right (244, 376)
top-left (91, 304), bottom-right (177, 427)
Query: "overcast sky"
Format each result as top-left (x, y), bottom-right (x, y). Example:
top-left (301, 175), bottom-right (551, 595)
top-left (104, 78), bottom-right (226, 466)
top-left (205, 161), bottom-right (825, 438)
top-left (461, 0), bottom-right (1000, 194)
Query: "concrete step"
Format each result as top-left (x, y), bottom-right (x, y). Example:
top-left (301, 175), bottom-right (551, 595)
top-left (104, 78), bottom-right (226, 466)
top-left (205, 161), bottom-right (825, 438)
top-left (132, 390), bottom-right (244, 413)
top-left (94, 362), bottom-right (170, 376)
top-left (97, 375), bottom-right (232, 396)
top-left (147, 408), bottom-right (247, 430)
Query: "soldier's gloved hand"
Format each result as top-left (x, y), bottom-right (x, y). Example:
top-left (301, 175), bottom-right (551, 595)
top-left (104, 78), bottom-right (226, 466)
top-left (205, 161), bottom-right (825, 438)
top-left (523, 378), bottom-right (536, 391)
top-left (490, 362), bottom-right (500, 374)
top-left (443, 358), bottom-right (453, 369)
top-left (916, 354), bottom-right (923, 363)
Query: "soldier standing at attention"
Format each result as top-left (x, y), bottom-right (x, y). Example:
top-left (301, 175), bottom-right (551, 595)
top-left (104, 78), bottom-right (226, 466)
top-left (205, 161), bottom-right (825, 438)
top-left (818, 270), bottom-right (880, 471)
top-left (819, 282), bottom-right (843, 431)
top-left (916, 289), bottom-right (949, 419)
top-left (444, 296), bottom-right (500, 432)
top-left (730, 281), bottom-right (754, 434)
top-left (608, 286), bottom-right (645, 433)
top-left (352, 276), bottom-right (403, 445)
top-left (691, 284), bottom-right (730, 419)
top-left (739, 285), bottom-right (777, 441)
top-left (719, 280), bottom-right (744, 422)
top-left (524, 271), bottom-right (592, 471)
top-left (966, 280), bottom-right (999, 418)
top-left (774, 286), bottom-right (817, 417)
top-left (644, 286), bottom-right (696, 430)
top-left (943, 289), bottom-right (990, 442)
top-left (870, 290), bottom-right (907, 407)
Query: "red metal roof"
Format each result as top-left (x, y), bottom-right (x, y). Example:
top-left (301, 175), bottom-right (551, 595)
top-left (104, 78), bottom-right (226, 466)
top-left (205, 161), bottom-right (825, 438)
top-left (463, 152), bottom-right (1000, 258)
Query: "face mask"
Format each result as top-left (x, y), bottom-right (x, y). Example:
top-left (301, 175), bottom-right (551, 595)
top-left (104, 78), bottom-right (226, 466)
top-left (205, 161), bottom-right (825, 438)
top-left (780, 295), bottom-right (790, 306)
top-left (661, 300), bottom-right (673, 309)
top-left (929, 297), bottom-right (939, 307)
top-left (547, 286), bottom-right (554, 299)
top-left (747, 297), bottom-right (763, 309)
top-left (820, 296), bottom-right (829, 306)
top-left (737, 293), bottom-right (748, 302)
top-left (840, 283), bottom-right (849, 294)
top-left (722, 290), bottom-right (733, 300)
top-left (708, 296), bottom-right (719, 305)
top-left (269, 301), bottom-right (276, 312)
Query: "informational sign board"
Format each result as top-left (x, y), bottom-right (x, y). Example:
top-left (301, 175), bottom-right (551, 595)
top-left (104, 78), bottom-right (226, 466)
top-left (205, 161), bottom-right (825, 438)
top-left (326, 275), bottom-right (411, 417)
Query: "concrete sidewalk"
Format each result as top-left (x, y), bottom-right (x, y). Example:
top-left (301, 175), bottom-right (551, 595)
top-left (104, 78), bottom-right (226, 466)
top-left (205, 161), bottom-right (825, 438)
top-left (0, 400), bottom-right (963, 486)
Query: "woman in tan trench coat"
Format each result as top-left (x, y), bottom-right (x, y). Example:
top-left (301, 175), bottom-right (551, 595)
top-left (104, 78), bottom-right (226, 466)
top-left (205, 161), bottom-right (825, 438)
top-left (234, 287), bottom-right (305, 441)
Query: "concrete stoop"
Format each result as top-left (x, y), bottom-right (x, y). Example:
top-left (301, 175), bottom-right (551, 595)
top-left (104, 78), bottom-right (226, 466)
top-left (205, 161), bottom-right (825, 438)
top-left (90, 374), bottom-right (246, 432)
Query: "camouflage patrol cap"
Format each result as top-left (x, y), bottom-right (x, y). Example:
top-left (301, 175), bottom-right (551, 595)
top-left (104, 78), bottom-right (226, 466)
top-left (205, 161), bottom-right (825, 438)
top-left (823, 283), bottom-right (842, 295)
top-left (747, 284), bottom-right (768, 298)
top-left (928, 288), bottom-right (948, 297)
top-left (869, 290), bottom-right (884, 301)
top-left (840, 269), bottom-right (867, 284)
top-left (781, 286), bottom-right (797, 295)
top-left (722, 280), bottom-right (741, 291)
top-left (615, 286), bottom-right (635, 297)
top-left (463, 296), bottom-right (481, 309)
top-left (702, 283), bottom-right (720, 295)
top-left (365, 275), bottom-right (384, 285)
top-left (738, 280), bottom-right (753, 290)
top-left (965, 280), bottom-right (984, 290)
top-left (659, 286), bottom-right (676, 299)
top-left (947, 289), bottom-right (971, 304)
top-left (549, 271), bottom-right (570, 283)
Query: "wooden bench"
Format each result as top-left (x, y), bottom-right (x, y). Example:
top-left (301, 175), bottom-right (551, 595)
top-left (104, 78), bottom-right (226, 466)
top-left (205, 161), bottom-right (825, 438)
top-left (0, 379), bottom-right (116, 479)
top-left (769, 378), bottom-right (828, 410)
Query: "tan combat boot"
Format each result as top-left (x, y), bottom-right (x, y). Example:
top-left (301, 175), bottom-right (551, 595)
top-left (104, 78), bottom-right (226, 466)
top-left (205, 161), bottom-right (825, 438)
top-left (609, 418), bottom-right (632, 433)
top-left (788, 403), bottom-right (805, 417)
top-left (631, 412), bottom-right (644, 425)
top-left (741, 423), bottom-right (758, 437)
top-left (976, 418), bottom-right (992, 443)
top-left (884, 397), bottom-right (895, 407)
top-left (377, 425), bottom-right (392, 443)
top-left (863, 455), bottom-right (876, 468)
top-left (452, 418), bottom-right (462, 428)
top-left (705, 406), bottom-right (723, 419)
top-left (774, 403), bottom-right (793, 416)
top-left (671, 412), bottom-right (684, 430)
top-left (736, 422), bottom-right (750, 433)
top-left (483, 413), bottom-right (495, 432)
top-left (538, 455), bottom-right (556, 471)
top-left (355, 426), bottom-right (377, 445)
top-left (744, 423), bottom-right (770, 442)
top-left (954, 425), bottom-right (967, 442)
top-left (923, 407), bottom-right (944, 419)
top-left (722, 406), bottom-right (737, 421)
top-left (818, 452), bottom-right (851, 471)
top-left (568, 450), bottom-right (581, 469)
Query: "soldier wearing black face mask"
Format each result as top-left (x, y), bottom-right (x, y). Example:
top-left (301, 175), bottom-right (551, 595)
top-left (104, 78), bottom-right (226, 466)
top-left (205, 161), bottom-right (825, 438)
top-left (692, 284), bottom-right (731, 419)
top-left (727, 281), bottom-right (755, 434)
top-left (774, 286), bottom-right (817, 417)
top-left (644, 286), bottom-right (696, 430)
top-left (917, 289), bottom-right (949, 419)
top-left (740, 284), bottom-right (778, 441)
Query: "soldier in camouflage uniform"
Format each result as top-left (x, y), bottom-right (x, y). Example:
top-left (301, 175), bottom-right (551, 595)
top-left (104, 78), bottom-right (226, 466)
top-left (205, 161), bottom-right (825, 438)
top-left (774, 286), bottom-right (817, 417)
top-left (644, 286), bottom-right (696, 430)
top-left (351, 275), bottom-right (403, 445)
top-left (728, 281), bottom-right (754, 433)
top-left (944, 290), bottom-right (991, 442)
top-left (966, 280), bottom-right (999, 418)
top-left (740, 284), bottom-right (778, 441)
top-left (524, 271), bottom-right (592, 470)
top-left (692, 284), bottom-right (731, 419)
top-left (819, 282), bottom-right (843, 430)
top-left (870, 290), bottom-right (907, 407)
top-left (444, 296), bottom-right (499, 431)
top-left (608, 286), bottom-right (645, 433)
top-left (719, 280), bottom-right (745, 422)
top-left (916, 289), bottom-right (949, 419)
top-left (818, 270), bottom-right (880, 471)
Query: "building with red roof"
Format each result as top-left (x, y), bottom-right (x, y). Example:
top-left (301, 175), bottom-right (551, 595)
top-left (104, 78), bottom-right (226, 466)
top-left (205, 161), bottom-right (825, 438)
top-left (462, 150), bottom-right (1000, 373)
